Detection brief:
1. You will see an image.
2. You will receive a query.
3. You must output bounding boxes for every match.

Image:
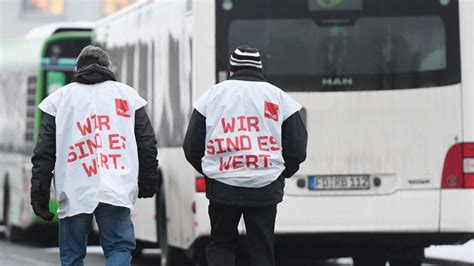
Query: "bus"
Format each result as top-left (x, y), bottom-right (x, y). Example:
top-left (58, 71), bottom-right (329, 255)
top-left (93, 0), bottom-right (474, 265)
top-left (0, 22), bottom-right (92, 241)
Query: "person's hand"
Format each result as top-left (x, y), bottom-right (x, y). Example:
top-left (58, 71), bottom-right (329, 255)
top-left (138, 182), bottom-right (159, 198)
top-left (31, 202), bottom-right (54, 221)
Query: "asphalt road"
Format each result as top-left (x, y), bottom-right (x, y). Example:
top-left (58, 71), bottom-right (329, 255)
top-left (0, 239), bottom-right (169, 266)
top-left (0, 226), bottom-right (466, 266)
top-left (0, 239), bottom-right (454, 266)
top-left (0, 238), bottom-right (341, 266)
top-left (0, 239), bottom-right (102, 266)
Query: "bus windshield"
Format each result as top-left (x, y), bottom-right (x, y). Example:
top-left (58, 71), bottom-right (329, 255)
top-left (216, 0), bottom-right (461, 91)
top-left (42, 36), bottom-right (90, 95)
top-left (229, 17), bottom-right (446, 75)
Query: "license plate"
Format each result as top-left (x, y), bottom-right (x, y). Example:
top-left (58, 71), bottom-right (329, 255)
top-left (308, 175), bottom-right (370, 190)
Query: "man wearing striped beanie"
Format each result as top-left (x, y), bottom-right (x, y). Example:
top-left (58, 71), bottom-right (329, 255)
top-left (183, 45), bottom-right (307, 266)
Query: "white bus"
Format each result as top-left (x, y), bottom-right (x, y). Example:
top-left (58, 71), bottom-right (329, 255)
top-left (94, 0), bottom-right (474, 265)
top-left (0, 22), bottom-right (92, 241)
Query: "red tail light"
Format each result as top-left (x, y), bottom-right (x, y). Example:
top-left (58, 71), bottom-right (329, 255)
top-left (464, 174), bottom-right (474, 188)
top-left (195, 176), bottom-right (206, 192)
top-left (442, 143), bottom-right (474, 189)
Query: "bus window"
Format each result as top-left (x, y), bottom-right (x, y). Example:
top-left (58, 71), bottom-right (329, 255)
top-left (216, 0), bottom-right (461, 91)
top-left (25, 76), bottom-right (37, 142)
top-left (229, 17), bottom-right (446, 75)
top-left (308, 0), bottom-right (363, 11)
top-left (46, 39), bottom-right (90, 63)
top-left (40, 34), bottom-right (91, 97)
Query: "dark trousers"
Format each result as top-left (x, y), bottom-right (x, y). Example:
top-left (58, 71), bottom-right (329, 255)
top-left (206, 202), bottom-right (277, 266)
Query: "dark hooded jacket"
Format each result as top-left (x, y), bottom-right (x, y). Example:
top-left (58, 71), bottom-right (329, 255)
top-left (31, 64), bottom-right (160, 204)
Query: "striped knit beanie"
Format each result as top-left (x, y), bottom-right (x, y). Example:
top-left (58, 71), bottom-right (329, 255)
top-left (229, 45), bottom-right (262, 73)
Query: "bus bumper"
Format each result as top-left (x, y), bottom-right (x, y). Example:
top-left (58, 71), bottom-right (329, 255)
top-left (275, 190), bottom-right (441, 233)
top-left (440, 189), bottom-right (474, 233)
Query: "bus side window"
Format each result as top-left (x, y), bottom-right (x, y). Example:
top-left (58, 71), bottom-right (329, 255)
top-left (46, 71), bottom-right (66, 95)
top-left (25, 76), bottom-right (37, 142)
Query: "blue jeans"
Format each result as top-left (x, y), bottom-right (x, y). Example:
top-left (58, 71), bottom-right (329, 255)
top-left (59, 203), bottom-right (136, 266)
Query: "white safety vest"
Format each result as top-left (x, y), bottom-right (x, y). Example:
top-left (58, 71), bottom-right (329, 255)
top-left (194, 79), bottom-right (302, 188)
top-left (38, 80), bottom-right (146, 219)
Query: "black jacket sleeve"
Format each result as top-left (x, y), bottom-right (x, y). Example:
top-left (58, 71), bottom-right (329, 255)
top-left (135, 107), bottom-right (161, 188)
top-left (281, 111), bottom-right (308, 178)
top-left (31, 113), bottom-right (56, 203)
top-left (182, 109), bottom-right (206, 175)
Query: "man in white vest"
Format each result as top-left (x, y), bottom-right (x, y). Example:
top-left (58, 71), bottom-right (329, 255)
top-left (30, 46), bottom-right (160, 266)
top-left (183, 45), bottom-right (307, 266)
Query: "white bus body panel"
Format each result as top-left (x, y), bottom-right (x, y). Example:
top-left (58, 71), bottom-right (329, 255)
top-left (161, 148), bottom-right (198, 248)
top-left (439, 0), bottom-right (474, 234)
top-left (192, 192), bottom-right (465, 238)
top-left (169, 0), bottom-right (217, 248)
top-left (282, 85), bottom-right (462, 232)
top-left (277, 190), bottom-right (440, 233)
top-left (460, 0), bottom-right (474, 139)
top-left (132, 197), bottom-right (157, 242)
top-left (0, 40), bottom-right (41, 227)
top-left (440, 190), bottom-right (474, 232)
top-left (0, 153), bottom-right (33, 227)
top-left (292, 86), bottom-right (461, 189)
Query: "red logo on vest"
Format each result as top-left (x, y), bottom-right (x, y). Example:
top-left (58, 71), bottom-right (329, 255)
top-left (115, 99), bottom-right (131, 118)
top-left (264, 101), bottom-right (279, 122)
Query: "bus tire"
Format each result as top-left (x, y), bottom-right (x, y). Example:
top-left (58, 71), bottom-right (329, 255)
top-left (3, 178), bottom-right (22, 242)
top-left (157, 186), bottom-right (192, 266)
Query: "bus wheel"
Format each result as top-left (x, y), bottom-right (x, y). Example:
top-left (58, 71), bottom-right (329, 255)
top-left (3, 179), bottom-right (22, 242)
top-left (157, 187), bottom-right (191, 266)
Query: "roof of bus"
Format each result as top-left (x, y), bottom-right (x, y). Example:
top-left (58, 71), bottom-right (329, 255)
top-left (25, 21), bottom-right (94, 39)
top-left (0, 30), bottom-right (92, 70)
top-left (0, 37), bottom-right (45, 69)
top-left (95, 0), bottom-right (151, 27)
top-left (94, 0), bottom-right (157, 47)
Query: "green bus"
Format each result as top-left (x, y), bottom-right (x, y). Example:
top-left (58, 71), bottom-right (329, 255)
top-left (0, 22), bottom-right (92, 241)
